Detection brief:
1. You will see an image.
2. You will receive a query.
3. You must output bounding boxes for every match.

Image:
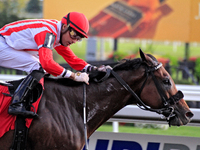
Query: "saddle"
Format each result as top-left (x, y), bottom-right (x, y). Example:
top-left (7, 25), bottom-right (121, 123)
top-left (0, 79), bottom-right (43, 150)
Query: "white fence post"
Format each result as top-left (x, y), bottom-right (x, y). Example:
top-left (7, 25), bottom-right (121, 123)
top-left (112, 121), bottom-right (119, 133)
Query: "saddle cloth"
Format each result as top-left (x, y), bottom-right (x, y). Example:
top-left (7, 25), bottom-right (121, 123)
top-left (0, 78), bottom-right (44, 138)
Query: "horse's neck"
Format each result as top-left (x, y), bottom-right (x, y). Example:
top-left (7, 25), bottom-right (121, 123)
top-left (40, 71), bottom-right (141, 137)
top-left (86, 71), bottom-right (139, 135)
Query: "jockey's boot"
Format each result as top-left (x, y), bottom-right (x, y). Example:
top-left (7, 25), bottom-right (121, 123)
top-left (8, 69), bottom-right (45, 118)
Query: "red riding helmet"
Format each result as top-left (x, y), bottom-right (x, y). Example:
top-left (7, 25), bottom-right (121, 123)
top-left (61, 12), bottom-right (89, 38)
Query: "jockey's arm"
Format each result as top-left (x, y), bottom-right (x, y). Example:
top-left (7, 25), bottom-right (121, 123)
top-left (34, 31), bottom-right (88, 83)
top-left (38, 47), bottom-right (66, 77)
top-left (54, 45), bottom-right (88, 70)
top-left (55, 45), bottom-right (112, 72)
top-left (38, 47), bottom-right (89, 84)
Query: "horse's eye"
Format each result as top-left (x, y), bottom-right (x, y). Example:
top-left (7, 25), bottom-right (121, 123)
top-left (163, 78), bottom-right (171, 86)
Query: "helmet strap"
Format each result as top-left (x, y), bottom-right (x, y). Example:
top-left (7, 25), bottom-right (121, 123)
top-left (59, 24), bottom-right (70, 46)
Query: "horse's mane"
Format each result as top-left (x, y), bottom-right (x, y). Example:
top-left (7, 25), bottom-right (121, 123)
top-left (46, 53), bottom-right (158, 87)
top-left (113, 58), bottom-right (142, 71)
top-left (44, 57), bottom-right (146, 87)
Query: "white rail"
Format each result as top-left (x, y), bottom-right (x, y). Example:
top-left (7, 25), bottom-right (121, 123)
top-left (0, 75), bottom-right (199, 101)
top-left (0, 75), bottom-right (200, 127)
top-left (0, 74), bottom-right (25, 81)
top-left (110, 106), bottom-right (200, 126)
top-left (176, 84), bottom-right (200, 101)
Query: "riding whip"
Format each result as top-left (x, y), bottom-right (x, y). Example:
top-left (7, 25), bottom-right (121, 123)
top-left (83, 83), bottom-right (89, 150)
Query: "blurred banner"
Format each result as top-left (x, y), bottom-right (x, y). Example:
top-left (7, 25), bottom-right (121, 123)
top-left (44, 0), bottom-right (200, 42)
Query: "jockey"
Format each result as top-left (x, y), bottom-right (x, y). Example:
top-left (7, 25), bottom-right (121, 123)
top-left (0, 12), bottom-right (110, 118)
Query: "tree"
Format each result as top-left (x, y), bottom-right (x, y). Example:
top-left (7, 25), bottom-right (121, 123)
top-left (25, 0), bottom-right (41, 13)
top-left (0, 1), bottom-right (25, 28)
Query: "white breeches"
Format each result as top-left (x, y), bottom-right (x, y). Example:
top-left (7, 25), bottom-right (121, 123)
top-left (0, 37), bottom-right (41, 74)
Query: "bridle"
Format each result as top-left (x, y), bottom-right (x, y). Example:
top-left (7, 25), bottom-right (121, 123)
top-left (136, 63), bottom-right (183, 121)
top-left (103, 62), bottom-right (184, 124)
top-left (83, 62), bottom-right (184, 147)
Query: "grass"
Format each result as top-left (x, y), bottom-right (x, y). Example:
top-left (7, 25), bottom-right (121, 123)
top-left (97, 123), bottom-right (200, 138)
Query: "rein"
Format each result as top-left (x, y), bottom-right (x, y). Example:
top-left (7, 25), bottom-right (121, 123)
top-left (101, 63), bottom-right (183, 123)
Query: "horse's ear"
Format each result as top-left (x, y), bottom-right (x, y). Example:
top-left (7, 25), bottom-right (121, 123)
top-left (139, 48), bottom-right (158, 66)
top-left (139, 48), bottom-right (147, 62)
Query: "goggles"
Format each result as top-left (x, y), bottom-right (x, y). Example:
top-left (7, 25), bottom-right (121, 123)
top-left (69, 27), bottom-right (83, 41)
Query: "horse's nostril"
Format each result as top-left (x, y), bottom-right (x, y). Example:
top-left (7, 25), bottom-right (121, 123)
top-left (186, 111), bottom-right (194, 119)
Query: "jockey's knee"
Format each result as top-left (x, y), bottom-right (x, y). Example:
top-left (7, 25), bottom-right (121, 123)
top-left (28, 63), bottom-right (44, 74)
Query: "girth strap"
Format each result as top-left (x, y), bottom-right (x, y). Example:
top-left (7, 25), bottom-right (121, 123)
top-left (10, 116), bottom-right (28, 150)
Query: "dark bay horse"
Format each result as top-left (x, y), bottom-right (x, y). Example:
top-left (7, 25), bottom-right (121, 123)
top-left (0, 50), bottom-right (193, 150)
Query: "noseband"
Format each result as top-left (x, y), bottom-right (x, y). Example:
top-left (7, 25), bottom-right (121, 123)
top-left (108, 62), bottom-right (184, 124)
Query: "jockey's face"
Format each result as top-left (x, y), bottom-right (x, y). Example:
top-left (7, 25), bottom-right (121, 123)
top-left (60, 24), bottom-right (78, 47)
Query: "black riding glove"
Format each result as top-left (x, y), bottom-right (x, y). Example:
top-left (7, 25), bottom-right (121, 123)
top-left (86, 65), bottom-right (112, 72)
